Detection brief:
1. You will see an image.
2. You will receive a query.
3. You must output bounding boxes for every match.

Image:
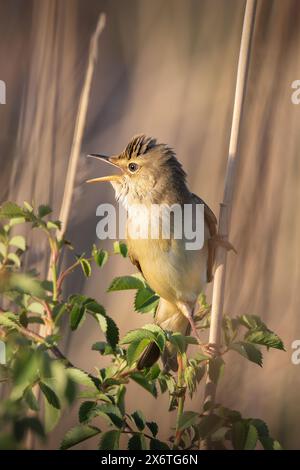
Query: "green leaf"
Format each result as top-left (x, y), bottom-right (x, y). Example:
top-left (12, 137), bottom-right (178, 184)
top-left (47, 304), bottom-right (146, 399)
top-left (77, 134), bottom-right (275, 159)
top-left (67, 368), bottom-right (97, 390)
top-left (47, 220), bottom-right (61, 230)
top-left (92, 404), bottom-right (124, 428)
top-left (150, 438), bottom-right (169, 450)
top-left (0, 242), bottom-right (7, 257)
top-left (0, 202), bottom-right (26, 219)
top-left (24, 387), bottom-right (40, 411)
top-left (108, 275), bottom-right (144, 292)
top-left (38, 205), bottom-right (52, 218)
top-left (131, 410), bottom-right (146, 431)
top-left (198, 414), bottom-right (224, 438)
top-left (208, 357), bottom-right (225, 384)
top-left (9, 235), bottom-right (26, 251)
top-left (92, 342), bottom-right (114, 356)
top-left (70, 304), bottom-right (86, 331)
top-left (28, 302), bottom-right (44, 314)
top-left (178, 411), bottom-right (199, 431)
top-left (7, 252), bottom-right (21, 267)
top-left (245, 329), bottom-right (285, 350)
top-left (260, 436), bottom-right (283, 450)
top-left (61, 425), bottom-right (100, 450)
top-left (113, 241), bottom-right (128, 257)
top-left (131, 372), bottom-right (157, 398)
top-left (121, 328), bottom-right (156, 345)
top-left (23, 201), bottom-right (33, 212)
top-left (79, 258), bottom-right (92, 277)
top-left (230, 342), bottom-right (263, 366)
top-left (250, 419), bottom-right (269, 439)
top-left (0, 314), bottom-right (20, 330)
top-left (128, 433), bottom-right (147, 450)
top-left (93, 249), bottom-right (108, 267)
top-left (142, 324), bottom-right (165, 351)
top-left (146, 421), bottom-right (158, 437)
top-left (134, 288), bottom-right (159, 313)
top-left (44, 399), bottom-right (61, 433)
top-left (169, 333), bottom-right (187, 354)
top-left (231, 421), bottom-right (258, 450)
top-left (99, 430), bottom-right (120, 450)
top-left (79, 401), bottom-right (96, 423)
top-left (39, 382), bottom-right (60, 409)
top-left (91, 310), bottom-right (119, 348)
top-left (127, 338), bottom-right (151, 366)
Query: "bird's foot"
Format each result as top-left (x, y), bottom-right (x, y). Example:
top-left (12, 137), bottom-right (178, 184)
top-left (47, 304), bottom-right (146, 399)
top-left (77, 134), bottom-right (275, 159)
top-left (201, 342), bottom-right (220, 358)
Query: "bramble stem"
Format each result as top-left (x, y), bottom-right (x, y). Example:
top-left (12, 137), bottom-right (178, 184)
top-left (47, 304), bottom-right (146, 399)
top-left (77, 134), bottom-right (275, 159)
top-left (173, 354), bottom-right (185, 449)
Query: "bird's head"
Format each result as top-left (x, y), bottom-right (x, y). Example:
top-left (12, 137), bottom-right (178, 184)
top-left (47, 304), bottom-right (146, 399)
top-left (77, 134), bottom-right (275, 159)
top-left (86, 135), bottom-right (189, 207)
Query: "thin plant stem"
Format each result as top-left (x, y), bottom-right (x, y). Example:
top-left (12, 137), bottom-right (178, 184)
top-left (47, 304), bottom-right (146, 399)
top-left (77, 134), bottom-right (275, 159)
top-left (173, 354), bottom-right (185, 449)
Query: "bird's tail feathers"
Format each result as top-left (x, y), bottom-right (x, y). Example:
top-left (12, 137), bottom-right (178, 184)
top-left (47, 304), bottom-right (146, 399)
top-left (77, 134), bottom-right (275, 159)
top-left (137, 299), bottom-right (189, 371)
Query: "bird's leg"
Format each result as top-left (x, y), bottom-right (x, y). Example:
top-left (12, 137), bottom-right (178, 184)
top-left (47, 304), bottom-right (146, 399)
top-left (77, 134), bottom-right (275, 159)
top-left (177, 302), bottom-right (202, 344)
top-left (177, 301), bottom-right (219, 357)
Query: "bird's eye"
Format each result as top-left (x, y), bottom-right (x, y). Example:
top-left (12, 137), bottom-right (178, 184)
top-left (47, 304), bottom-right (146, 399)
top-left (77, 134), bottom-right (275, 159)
top-left (128, 162), bottom-right (139, 173)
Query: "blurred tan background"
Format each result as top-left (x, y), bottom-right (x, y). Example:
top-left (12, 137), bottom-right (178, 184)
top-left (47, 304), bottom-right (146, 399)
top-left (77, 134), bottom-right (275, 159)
top-left (0, 0), bottom-right (300, 449)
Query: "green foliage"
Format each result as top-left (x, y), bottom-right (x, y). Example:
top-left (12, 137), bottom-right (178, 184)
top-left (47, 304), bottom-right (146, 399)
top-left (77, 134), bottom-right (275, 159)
top-left (0, 202), bottom-right (285, 450)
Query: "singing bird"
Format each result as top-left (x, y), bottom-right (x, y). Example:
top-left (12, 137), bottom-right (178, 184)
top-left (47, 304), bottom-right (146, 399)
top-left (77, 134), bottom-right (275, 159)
top-left (86, 135), bottom-right (217, 370)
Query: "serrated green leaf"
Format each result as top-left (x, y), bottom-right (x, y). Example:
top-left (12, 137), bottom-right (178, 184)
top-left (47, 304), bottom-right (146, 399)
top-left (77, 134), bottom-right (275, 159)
top-left (38, 205), bottom-right (52, 218)
top-left (0, 202), bottom-right (26, 219)
top-left (131, 410), bottom-right (146, 431)
top-left (146, 421), bottom-right (158, 437)
top-left (79, 401), bottom-right (96, 423)
top-left (45, 401), bottom-right (61, 433)
top-left (39, 382), bottom-right (60, 409)
top-left (250, 418), bottom-right (269, 438)
top-left (93, 249), bottom-right (108, 267)
top-left (91, 311), bottom-right (119, 348)
top-left (121, 328), bottom-right (156, 345)
top-left (23, 202), bottom-right (33, 212)
top-left (99, 430), bottom-right (120, 450)
top-left (231, 421), bottom-right (258, 450)
top-left (91, 404), bottom-right (124, 428)
top-left (150, 438), bottom-right (169, 450)
top-left (47, 220), bottom-right (61, 230)
top-left (9, 235), bottom-right (26, 251)
top-left (134, 288), bottom-right (159, 313)
top-left (113, 241), bottom-right (128, 257)
top-left (7, 252), bottom-right (21, 267)
top-left (70, 304), bottom-right (86, 331)
top-left (245, 329), bottom-right (285, 350)
top-left (67, 368), bottom-right (97, 390)
top-left (108, 275), bottom-right (144, 292)
top-left (260, 436), bottom-right (283, 450)
top-left (61, 425), bottom-right (100, 450)
top-left (131, 372), bottom-right (157, 397)
top-left (0, 242), bottom-right (7, 257)
top-left (230, 342), bottom-right (263, 366)
top-left (198, 414), bottom-right (224, 438)
top-left (0, 314), bottom-right (20, 330)
top-left (169, 332), bottom-right (186, 354)
top-left (128, 433), bottom-right (147, 450)
top-left (92, 342), bottom-right (114, 355)
top-left (127, 338), bottom-right (151, 366)
top-left (79, 258), bottom-right (91, 277)
top-left (28, 302), bottom-right (44, 314)
top-left (178, 411), bottom-right (199, 431)
top-left (24, 387), bottom-right (40, 411)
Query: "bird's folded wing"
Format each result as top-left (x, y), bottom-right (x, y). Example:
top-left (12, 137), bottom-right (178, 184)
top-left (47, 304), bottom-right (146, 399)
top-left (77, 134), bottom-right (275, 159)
top-left (191, 193), bottom-right (217, 282)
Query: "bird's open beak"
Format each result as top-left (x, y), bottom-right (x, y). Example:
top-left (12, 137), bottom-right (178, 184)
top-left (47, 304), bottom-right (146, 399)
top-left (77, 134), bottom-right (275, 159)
top-left (85, 154), bottom-right (122, 184)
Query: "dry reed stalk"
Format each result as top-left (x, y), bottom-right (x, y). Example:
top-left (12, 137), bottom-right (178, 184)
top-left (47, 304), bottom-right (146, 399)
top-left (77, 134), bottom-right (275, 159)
top-left (27, 13), bottom-right (106, 450)
top-left (202, 0), bottom-right (257, 418)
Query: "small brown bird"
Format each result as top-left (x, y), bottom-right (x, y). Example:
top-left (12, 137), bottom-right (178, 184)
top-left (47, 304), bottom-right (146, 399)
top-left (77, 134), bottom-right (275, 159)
top-left (87, 135), bottom-right (217, 370)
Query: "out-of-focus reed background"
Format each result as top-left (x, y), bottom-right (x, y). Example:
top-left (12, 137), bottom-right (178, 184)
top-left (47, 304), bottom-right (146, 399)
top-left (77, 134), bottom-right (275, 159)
top-left (0, 0), bottom-right (300, 449)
